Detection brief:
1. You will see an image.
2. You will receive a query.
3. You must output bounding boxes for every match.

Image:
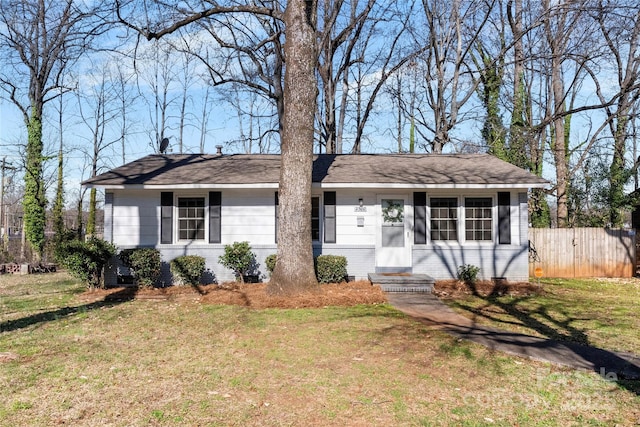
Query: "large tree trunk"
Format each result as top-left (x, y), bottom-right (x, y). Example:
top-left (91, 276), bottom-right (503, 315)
top-left (268, 0), bottom-right (319, 294)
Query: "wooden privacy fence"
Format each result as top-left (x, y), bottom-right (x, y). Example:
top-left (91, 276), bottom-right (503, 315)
top-left (528, 228), bottom-right (636, 278)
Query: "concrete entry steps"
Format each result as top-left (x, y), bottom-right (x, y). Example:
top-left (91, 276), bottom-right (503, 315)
top-left (368, 273), bottom-right (435, 293)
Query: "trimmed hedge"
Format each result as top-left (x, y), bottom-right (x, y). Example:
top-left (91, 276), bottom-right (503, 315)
top-left (170, 255), bottom-right (206, 286)
top-left (315, 255), bottom-right (348, 284)
top-left (119, 248), bottom-right (162, 288)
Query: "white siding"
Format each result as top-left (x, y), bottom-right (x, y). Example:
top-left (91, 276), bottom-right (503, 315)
top-left (221, 190), bottom-right (276, 245)
top-left (412, 244), bottom-right (529, 281)
top-left (103, 187), bottom-right (531, 285)
top-left (331, 190), bottom-right (377, 245)
top-left (112, 190), bottom-right (161, 246)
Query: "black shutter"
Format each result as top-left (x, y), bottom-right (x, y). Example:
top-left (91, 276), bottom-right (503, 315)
top-left (414, 192), bottom-right (427, 244)
top-left (160, 192), bottom-right (173, 244)
top-left (498, 192), bottom-right (511, 244)
top-left (274, 192), bottom-right (279, 244)
top-left (324, 191), bottom-right (336, 243)
top-left (209, 192), bottom-right (221, 243)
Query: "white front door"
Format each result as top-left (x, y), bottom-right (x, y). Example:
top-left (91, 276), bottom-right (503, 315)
top-left (376, 195), bottom-right (412, 270)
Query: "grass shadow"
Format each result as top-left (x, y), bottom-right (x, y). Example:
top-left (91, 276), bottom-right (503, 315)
top-left (453, 293), bottom-right (591, 346)
top-left (0, 288), bottom-right (136, 333)
top-left (445, 285), bottom-right (640, 395)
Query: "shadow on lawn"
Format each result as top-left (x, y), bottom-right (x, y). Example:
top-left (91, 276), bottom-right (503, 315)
top-left (453, 290), bottom-right (590, 346)
top-left (0, 288), bottom-right (135, 333)
top-left (449, 282), bottom-right (640, 395)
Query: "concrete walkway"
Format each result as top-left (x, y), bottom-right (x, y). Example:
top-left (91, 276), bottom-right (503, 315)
top-left (386, 292), bottom-right (640, 380)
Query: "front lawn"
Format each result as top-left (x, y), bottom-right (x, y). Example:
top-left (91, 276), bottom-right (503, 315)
top-left (1, 273), bottom-right (639, 426)
top-left (441, 277), bottom-right (640, 355)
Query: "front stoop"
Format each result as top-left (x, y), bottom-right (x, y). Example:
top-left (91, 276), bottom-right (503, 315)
top-left (368, 273), bottom-right (435, 293)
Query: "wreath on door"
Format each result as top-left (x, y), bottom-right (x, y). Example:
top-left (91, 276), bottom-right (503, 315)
top-left (382, 200), bottom-right (404, 223)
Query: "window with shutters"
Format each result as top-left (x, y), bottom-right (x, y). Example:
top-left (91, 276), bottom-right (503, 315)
top-left (178, 197), bottom-right (205, 240)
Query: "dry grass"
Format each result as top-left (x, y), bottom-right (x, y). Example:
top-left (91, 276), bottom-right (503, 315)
top-left (1, 272), bottom-right (639, 426)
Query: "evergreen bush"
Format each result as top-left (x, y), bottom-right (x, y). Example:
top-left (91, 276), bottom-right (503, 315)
top-left (119, 248), bottom-right (162, 288)
top-left (218, 241), bottom-right (256, 282)
top-left (170, 255), bottom-right (206, 286)
top-left (315, 255), bottom-right (348, 284)
top-left (55, 237), bottom-right (117, 289)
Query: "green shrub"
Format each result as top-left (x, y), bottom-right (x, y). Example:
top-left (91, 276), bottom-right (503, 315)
top-left (457, 264), bottom-right (480, 284)
top-left (55, 237), bottom-right (117, 289)
top-left (315, 255), bottom-right (348, 284)
top-left (265, 254), bottom-right (277, 274)
top-left (218, 241), bottom-right (256, 282)
top-left (119, 248), bottom-right (162, 288)
top-left (170, 255), bottom-right (206, 286)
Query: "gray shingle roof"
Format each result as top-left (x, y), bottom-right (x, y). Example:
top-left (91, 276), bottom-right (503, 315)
top-left (82, 153), bottom-right (548, 188)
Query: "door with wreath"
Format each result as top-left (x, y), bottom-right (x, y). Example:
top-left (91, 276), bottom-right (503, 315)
top-left (375, 195), bottom-right (412, 270)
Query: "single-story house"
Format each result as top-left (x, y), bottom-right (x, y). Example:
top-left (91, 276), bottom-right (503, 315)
top-left (82, 152), bottom-right (548, 286)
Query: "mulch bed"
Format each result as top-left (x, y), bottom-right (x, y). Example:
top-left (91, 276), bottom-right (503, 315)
top-left (78, 279), bottom-right (542, 308)
top-left (433, 279), bottom-right (543, 299)
top-left (79, 280), bottom-right (388, 309)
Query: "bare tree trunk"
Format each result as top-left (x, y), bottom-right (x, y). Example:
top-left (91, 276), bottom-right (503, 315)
top-left (178, 87), bottom-right (187, 153)
top-left (551, 62), bottom-right (569, 227)
top-left (336, 68), bottom-right (350, 154)
top-left (396, 76), bottom-right (403, 152)
top-left (543, 0), bottom-right (570, 227)
top-left (268, 0), bottom-right (319, 294)
top-left (319, 38), bottom-right (336, 153)
top-left (199, 85), bottom-right (210, 153)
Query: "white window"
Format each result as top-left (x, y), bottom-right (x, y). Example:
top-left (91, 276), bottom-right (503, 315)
top-left (178, 197), bottom-right (205, 240)
top-left (465, 197), bottom-right (493, 241)
top-left (430, 198), bottom-right (458, 241)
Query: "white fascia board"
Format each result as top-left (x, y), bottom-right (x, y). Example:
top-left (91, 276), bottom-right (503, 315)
top-left (83, 183), bottom-right (280, 190)
top-left (86, 182), bottom-right (547, 190)
top-left (312, 182), bottom-right (548, 189)
top-left (84, 182), bottom-right (548, 190)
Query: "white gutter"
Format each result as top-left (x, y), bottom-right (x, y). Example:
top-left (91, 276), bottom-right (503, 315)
top-left (84, 182), bottom-right (547, 190)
